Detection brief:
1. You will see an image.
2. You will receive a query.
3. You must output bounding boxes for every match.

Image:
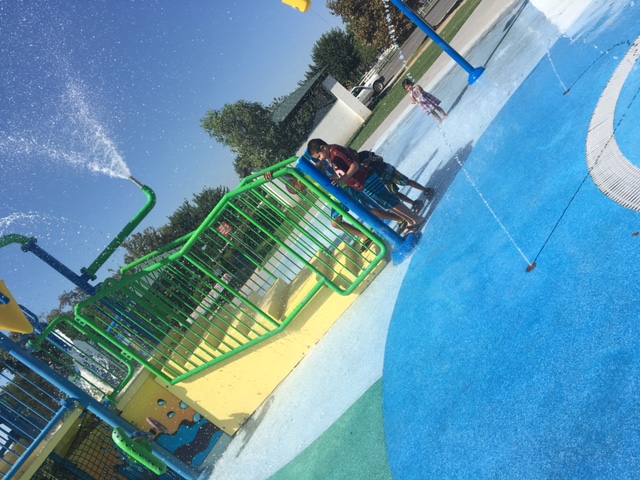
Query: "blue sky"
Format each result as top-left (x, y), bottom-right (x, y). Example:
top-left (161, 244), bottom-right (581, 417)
top-left (0, 0), bottom-right (344, 318)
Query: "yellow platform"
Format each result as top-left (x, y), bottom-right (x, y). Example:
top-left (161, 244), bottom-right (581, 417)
top-left (162, 245), bottom-right (386, 434)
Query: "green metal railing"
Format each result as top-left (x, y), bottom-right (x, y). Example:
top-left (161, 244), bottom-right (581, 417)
top-left (36, 164), bottom-right (386, 385)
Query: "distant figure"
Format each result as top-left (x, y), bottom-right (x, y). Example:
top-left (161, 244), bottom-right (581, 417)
top-left (402, 78), bottom-right (448, 124)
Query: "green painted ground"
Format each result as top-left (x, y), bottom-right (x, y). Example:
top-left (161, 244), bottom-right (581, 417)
top-left (269, 379), bottom-right (392, 480)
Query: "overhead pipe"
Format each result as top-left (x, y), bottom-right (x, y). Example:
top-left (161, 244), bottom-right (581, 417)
top-left (0, 234), bottom-right (96, 295)
top-left (1, 176), bottom-right (156, 293)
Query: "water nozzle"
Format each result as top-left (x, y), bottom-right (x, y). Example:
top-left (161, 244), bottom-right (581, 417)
top-left (128, 176), bottom-right (144, 189)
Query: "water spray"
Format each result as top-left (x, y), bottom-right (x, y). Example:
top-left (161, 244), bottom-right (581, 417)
top-left (1, 174), bottom-right (157, 291)
top-left (438, 129), bottom-right (535, 273)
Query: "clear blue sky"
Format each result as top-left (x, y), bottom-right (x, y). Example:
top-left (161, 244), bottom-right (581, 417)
top-left (0, 0), bottom-right (344, 318)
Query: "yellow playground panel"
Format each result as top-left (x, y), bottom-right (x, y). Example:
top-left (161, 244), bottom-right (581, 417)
top-left (165, 246), bottom-right (386, 435)
top-left (0, 280), bottom-right (33, 334)
top-left (282, 0), bottom-right (312, 13)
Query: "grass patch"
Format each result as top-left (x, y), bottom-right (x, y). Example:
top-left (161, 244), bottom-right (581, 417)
top-left (348, 0), bottom-right (482, 150)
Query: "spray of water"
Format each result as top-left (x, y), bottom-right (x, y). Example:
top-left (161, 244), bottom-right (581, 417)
top-left (381, 0), bottom-right (414, 81)
top-left (63, 83), bottom-right (131, 179)
top-left (439, 128), bottom-right (534, 269)
top-left (563, 1), bottom-right (630, 44)
top-left (0, 81), bottom-right (131, 180)
top-left (546, 53), bottom-right (569, 93)
top-left (0, 212), bottom-right (45, 235)
top-left (0, 211), bottom-right (98, 244)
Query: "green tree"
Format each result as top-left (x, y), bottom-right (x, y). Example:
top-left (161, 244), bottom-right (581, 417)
top-left (274, 98), bottom-right (316, 157)
top-left (44, 287), bottom-right (90, 328)
top-left (121, 225), bottom-right (167, 265)
top-left (201, 100), bottom-right (314, 178)
top-left (167, 186), bottom-right (230, 239)
top-left (201, 101), bottom-right (273, 153)
top-left (310, 28), bottom-right (378, 86)
top-left (201, 101), bottom-right (281, 176)
top-left (327, 0), bottom-right (419, 50)
top-left (0, 348), bottom-right (24, 373)
top-left (192, 185), bottom-right (230, 221)
top-left (233, 154), bottom-right (268, 179)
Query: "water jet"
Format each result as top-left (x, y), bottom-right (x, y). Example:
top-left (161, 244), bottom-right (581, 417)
top-left (1, 175), bottom-right (156, 289)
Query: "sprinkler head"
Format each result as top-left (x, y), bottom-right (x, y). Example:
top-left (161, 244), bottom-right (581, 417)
top-left (128, 176), bottom-right (144, 189)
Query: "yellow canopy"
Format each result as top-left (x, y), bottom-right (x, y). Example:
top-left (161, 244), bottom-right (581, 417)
top-left (282, 0), bottom-right (311, 13)
top-left (0, 280), bottom-right (34, 334)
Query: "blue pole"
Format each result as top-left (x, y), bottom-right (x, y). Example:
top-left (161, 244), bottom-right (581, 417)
top-left (22, 239), bottom-right (97, 295)
top-left (296, 154), bottom-right (420, 264)
top-left (389, 0), bottom-right (485, 84)
top-left (6, 399), bottom-right (76, 480)
top-left (0, 335), bottom-right (199, 480)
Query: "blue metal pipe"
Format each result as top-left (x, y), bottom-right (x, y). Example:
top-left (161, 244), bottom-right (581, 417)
top-left (0, 335), bottom-right (198, 480)
top-left (6, 399), bottom-right (76, 480)
top-left (389, 0), bottom-right (485, 84)
top-left (21, 238), bottom-right (97, 295)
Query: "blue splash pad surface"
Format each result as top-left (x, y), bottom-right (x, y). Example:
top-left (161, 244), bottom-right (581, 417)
top-left (383, 5), bottom-right (640, 479)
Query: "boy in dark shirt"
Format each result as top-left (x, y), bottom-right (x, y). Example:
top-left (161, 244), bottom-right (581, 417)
top-left (357, 150), bottom-right (435, 213)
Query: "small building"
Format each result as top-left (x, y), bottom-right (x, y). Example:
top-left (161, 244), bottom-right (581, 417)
top-left (271, 69), bottom-right (373, 156)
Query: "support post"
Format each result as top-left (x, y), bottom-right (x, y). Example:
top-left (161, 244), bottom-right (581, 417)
top-left (0, 335), bottom-right (199, 480)
top-left (389, 0), bottom-right (485, 84)
top-left (82, 184), bottom-right (156, 281)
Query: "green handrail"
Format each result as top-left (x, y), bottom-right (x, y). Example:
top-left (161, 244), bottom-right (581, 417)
top-left (237, 156), bottom-right (298, 187)
top-left (29, 315), bottom-right (136, 403)
top-left (56, 164), bottom-right (387, 385)
top-left (0, 233), bottom-right (33, 250)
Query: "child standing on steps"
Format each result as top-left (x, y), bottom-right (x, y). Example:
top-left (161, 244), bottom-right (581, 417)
top-left (402, 78), bottom-right (448, 124)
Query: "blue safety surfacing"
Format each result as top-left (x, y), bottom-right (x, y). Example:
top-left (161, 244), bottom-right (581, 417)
top-left (383, 3), bottom-right (640, 479)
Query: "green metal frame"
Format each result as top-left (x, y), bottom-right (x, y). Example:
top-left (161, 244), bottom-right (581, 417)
top-left (34, 164), bottom-right (386, 385)
top-left (82, 185), bottom-right (156, 280)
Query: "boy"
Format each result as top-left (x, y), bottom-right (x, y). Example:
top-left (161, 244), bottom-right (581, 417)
top-left (307, 139), bottom-right (425, 233)
top-left (357, 150), bottom-right (435, 213)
